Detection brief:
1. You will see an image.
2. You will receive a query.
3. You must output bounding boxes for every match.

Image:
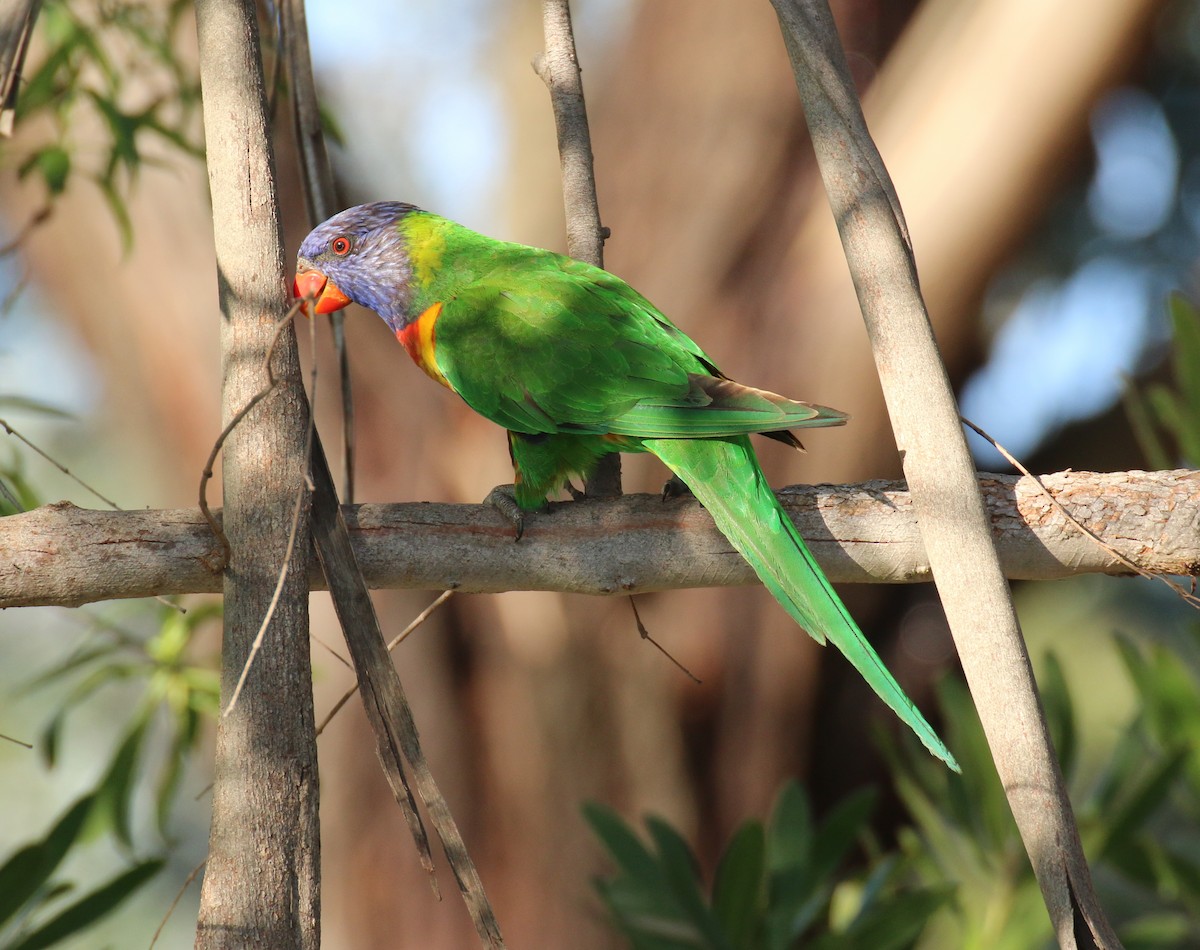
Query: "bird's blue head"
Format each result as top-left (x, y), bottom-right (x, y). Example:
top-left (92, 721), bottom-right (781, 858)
top-left (295, 201), bottom-right (419, 330)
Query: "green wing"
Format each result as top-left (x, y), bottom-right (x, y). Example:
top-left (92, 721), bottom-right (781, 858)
top-left (431, 247), bottom-right (844, 438)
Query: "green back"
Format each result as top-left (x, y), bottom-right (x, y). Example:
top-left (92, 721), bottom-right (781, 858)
top-left (401, 212), bottom-right (843, 441)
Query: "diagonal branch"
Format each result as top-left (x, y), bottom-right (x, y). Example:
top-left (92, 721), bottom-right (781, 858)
top-left (770, 2), bottom-right (1122, 947)
top-left (0, 0), bottom-right (41, 137)
top-left (276, 3), bottom-right (503, 943)
top-left (280, 0), bottom-right (356, 502)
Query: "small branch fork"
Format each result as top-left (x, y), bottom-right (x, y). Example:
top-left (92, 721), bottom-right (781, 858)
top-left (198, 301), bottom-right (304, 570)
top-left (965, 418), bottom-right (1200, 610)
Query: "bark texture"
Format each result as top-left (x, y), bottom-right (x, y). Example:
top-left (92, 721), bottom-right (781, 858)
top-left (193, 0), bottom-right (318, 946)
top-left (3, 471), bottom-right (1196, 607)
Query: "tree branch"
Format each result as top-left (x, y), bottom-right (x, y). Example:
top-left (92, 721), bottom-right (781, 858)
top-left (534, 0), bottom-right (620, 499)
top-left (0, 0), bottom-right (41, 137)
top-left (533, 0), bottom-right (606, 267)
top-left (771, 2), bottom-right (1122, 946)
top-left (280, 0), bottom-right (356, 502)
top-left (3, 470), bottom-right (1195, 608)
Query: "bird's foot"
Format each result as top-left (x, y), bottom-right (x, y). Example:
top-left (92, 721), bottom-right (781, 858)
top-left (661, 475), bottom-right (692, 502)
top-left (485, 485), bottom-right (526, 542)
top-left (564, 480), bottom-right (586, 502)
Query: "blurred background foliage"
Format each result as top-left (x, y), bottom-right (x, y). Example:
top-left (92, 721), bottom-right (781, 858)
top-left (2, 0), bottom-right (1200, 947)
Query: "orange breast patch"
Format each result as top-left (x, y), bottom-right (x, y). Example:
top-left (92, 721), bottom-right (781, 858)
top-left (396, 302), bottom-right (450, 389)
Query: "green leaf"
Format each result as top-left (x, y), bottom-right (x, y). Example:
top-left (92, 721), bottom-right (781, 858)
top-left (7, 858), bottom-right (164, 950)
top-left (1147, 386), bottom-right (1200, 467)
top-left (155, 709), bottom-right (197, 836)
top-left (1039, 652), bottom-right (1076, 778)
top-left (94, 176), bottom-right (134, 252)
top-left (711, 822), bottom-right (765, 950)
top-left (21, 644), bottom-right (124, 696)
top-left (584, 803), bottom-right (666, 891)
top-left (15, 17), bottom-right (82, 119)
top-left (40, 146), bottom-right (71, 195)
top-left (86, 91), bottom-right (143, 182)
top-left (319, 103), bottom-right (346, 147)
top-left (39, 707), bottom-right (67, 769)
top-left (766, 781), bottom-right (811, 873)
top-left (91, 712), bottom-right (151, 849)
top-left (646, 817), bottom-right (732, 950)
top-left (0, 795), bottom-right (95, 928)
top-left (1121, 380), bottom-right (1173, 471)
top-left (1098, 745), bottom-right (1190, 862)
top-left (1166, 294), bottom-right (1200, 422)
top-left (834, 885), bottom-right (952, 950)
top-left (809, 787), bottom-right (877, 886)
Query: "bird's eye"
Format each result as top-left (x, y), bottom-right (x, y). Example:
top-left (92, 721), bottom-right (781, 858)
top-left (331, 236), bottom-right (351, 256)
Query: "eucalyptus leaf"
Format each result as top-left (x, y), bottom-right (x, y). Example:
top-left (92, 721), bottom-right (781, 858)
top-left (6, 859), bottom-right (164, 950)
top-left (711, 822), bottom-right (765, 950)
top-left (0, 795), bottom-right (95, 928)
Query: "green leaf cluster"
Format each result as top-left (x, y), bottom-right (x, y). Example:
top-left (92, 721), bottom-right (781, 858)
top-left (0, 795), bottom-right (163, 950)
top-left (0, 600), bottom-right (221, 948)
top-left (891, 636), bottom-right (1200, 950)
top-left (26, 601), bottom-right (221, 845)
top-left (586, 782), bottom-right (949, 950)
top-left (7, 0), bottom-right (203, 246)
top-left (591, 612), bottom-right (1200, 950)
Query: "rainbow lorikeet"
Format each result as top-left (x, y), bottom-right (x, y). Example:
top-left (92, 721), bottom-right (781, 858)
top-left (295, 202), bottom-right (958, 771)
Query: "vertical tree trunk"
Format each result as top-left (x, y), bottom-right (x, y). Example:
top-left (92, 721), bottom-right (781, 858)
top-left (193, 0), bottom-right (320, 947)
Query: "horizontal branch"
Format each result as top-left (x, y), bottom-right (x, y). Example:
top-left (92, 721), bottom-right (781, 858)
top-left (2, 470), bottom-right (1196, 608)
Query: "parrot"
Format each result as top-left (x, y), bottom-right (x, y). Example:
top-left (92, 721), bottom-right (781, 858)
top-left (294, 201), bottom-right (959, 771)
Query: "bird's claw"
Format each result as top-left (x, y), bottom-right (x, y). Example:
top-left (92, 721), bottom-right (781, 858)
top-left (485, 485), bottom-right (526, 541)
top-left (564, 480), bottom-right (586, 502)
top-left (661, 475), bottom-right (692, 502)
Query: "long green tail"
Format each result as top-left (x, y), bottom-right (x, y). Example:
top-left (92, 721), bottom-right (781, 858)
top-left (645, 435), bottom-right (959, 772)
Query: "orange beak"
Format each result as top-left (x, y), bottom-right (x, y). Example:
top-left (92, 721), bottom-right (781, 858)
top-left (293, 268), bottom-right (352, 315)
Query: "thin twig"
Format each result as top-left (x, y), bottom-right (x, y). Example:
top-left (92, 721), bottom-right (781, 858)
top-left (197, 300), bottom-right (303, 570)
top-left (963, 416), bottom-right (1200, 610)
top-left (223, 303), bottom-right (320, 717)
top-left (629, 597), bottom-right (700, 684)
top-left (281, 0), bottom-right (355, 502)
top-left (0, 475), bottom-right (23, 511)
top-left (0, 205), bottom-right (52, 256)
top-left (316, 588), bottom-right (456, 736)
top-left (0, 420), bottom-right (184, 611)
top-left (311, 630), bottom-right (353, 669)
top-left (0, 418), bottom-right (121, 509)
top-left (148, 859), bottom-right (206, 949)
top-left (0, 732), bottom-right (32, 748)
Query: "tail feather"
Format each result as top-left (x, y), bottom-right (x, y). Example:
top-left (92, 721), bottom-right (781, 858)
top-left (646, 435), bottom-right (959, 772)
